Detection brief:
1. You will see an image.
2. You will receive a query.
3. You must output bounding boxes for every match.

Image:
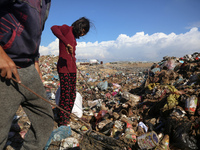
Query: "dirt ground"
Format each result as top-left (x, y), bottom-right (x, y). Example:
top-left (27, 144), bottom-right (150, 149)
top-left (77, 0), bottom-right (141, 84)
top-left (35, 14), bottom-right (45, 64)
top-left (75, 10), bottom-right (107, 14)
top-left (105, 62), bottom-right (154, 68)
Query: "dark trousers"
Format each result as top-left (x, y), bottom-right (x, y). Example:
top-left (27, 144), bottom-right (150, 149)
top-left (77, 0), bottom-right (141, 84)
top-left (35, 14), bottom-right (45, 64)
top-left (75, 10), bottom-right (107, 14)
top-left (0, 65), bottom-right (54, 150)
top-left (58, 73), bottom-right (76, 126)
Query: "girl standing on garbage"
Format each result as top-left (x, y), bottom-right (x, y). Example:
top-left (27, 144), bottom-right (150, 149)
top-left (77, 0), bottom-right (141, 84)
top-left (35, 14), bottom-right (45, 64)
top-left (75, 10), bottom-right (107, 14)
top-left (51, 17), bottom-right (90, 126)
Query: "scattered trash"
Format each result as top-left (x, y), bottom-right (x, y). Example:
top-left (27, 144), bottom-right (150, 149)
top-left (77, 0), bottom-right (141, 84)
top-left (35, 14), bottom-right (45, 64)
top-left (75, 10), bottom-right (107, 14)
top-left (5, 52), bottom-right (200, 150)
top-left (137, 131), bottom-right (159, 149)
top-left (44, 125), bottom-right (72, 150)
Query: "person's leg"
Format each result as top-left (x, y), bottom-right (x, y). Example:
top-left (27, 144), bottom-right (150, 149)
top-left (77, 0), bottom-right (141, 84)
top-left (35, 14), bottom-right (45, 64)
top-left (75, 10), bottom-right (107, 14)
top-left (58, 73), bottom-right (76, 126)
top-left (69, 73), bottom-right (76, 113)
top-left (18, 65), bottom-right (54, 150)
top-left (58, 73), bottom-right (70, 126)
top-left (0, 77), bottom-right (22, 149)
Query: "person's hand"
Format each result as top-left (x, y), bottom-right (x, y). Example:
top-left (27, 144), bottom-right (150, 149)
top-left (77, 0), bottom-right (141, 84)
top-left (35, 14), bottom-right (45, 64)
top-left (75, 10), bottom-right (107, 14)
top-left (66, 44), bottom-right (73, 56)
top-left (0, 46), bottom-right (21, 83)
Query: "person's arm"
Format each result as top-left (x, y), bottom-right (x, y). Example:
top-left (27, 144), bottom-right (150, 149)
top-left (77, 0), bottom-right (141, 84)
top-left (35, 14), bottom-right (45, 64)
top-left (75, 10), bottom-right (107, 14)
top-left (51, 25), bottom-right (74, 55)
top-left (51, 25), bottom-right (71, 47)
top-left (0, 46), bottom-right (21, 83)
top-left (0, 1), bottom-right (21, 83)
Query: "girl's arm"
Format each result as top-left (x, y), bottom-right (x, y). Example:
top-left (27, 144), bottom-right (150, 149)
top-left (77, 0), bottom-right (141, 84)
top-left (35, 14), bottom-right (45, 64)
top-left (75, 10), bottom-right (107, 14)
top-left (51, 25), bottom-right (70, 46)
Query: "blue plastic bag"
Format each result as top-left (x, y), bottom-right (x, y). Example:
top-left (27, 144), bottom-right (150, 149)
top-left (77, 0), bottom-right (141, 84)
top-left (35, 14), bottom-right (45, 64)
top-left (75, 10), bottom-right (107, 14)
top-left (44, 125), bottom-right (72, 150)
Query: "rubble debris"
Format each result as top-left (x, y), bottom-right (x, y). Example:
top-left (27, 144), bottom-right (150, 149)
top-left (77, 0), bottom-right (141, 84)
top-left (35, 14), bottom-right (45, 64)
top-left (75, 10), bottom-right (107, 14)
top-left (5, 52), bottom-right (200, 150)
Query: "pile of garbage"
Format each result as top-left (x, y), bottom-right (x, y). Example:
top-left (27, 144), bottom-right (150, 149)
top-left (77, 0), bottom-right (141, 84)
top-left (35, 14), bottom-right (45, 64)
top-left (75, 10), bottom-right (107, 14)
top-left (5, 52), bottom-right (200, 150)
top-left (40, 55), bottom-right (60, 101)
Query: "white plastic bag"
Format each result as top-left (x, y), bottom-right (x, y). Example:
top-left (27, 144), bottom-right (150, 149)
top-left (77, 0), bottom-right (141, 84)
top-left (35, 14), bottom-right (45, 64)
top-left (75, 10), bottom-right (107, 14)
top-left (55, 87), bottom-right (83, 118)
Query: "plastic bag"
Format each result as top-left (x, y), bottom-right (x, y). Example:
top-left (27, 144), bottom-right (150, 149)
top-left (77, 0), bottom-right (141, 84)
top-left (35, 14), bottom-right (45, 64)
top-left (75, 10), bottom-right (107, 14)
top-left (97, 81), bottom-right (108, 91)
top-left (71, 92), bottom-right (83, 118)
top-left (161, 59), bottom-right (177, 70)
top-left (185, 95), bottom-right (198, 115)
top-left (170, 121), bottom-right (198, 149)
top-left (44, 125), bottom-right (72, 150)
top-left (55, 87), bottom-right (83, 118)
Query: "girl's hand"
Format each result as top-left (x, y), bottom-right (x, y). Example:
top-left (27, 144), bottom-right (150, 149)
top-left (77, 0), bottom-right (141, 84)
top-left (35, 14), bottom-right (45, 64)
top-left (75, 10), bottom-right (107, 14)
top-left (66, 44), bottom-right (73, 56)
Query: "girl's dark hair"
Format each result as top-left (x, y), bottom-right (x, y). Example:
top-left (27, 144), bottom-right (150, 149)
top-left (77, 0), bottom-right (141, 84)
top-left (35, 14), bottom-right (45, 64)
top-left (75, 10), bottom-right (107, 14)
top-left (72, 17), bottom-right (90, 39)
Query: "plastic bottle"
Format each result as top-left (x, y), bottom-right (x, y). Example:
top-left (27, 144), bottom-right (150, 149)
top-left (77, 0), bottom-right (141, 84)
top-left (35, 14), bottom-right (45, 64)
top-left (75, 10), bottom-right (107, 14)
top-left (185, 95), bottom-right (198, 115)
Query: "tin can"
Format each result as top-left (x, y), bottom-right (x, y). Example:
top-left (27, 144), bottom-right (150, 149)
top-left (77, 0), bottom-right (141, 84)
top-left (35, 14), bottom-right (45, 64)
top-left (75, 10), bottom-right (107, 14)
top-left (137, 131), bottom-right (159, 149)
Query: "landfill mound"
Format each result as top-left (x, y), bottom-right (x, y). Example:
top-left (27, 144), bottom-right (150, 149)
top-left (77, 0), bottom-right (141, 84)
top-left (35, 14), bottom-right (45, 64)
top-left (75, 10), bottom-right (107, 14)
top-left (5, 52), bottom-right (200, 150)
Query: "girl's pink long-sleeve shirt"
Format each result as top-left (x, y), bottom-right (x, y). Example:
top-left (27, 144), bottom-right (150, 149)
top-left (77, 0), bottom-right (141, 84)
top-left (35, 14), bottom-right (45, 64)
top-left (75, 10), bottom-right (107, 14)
top-left (51, 24), bottom-right (77, 73)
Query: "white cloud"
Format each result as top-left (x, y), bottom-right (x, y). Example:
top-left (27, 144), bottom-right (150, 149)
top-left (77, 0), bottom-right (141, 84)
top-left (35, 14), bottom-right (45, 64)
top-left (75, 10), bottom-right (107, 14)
top-left (39, 38), bottom-right (59, 56)
top-left (39, 27), bottom-right (200, 62)
top-left (186, 21), bottom-right (200, 29)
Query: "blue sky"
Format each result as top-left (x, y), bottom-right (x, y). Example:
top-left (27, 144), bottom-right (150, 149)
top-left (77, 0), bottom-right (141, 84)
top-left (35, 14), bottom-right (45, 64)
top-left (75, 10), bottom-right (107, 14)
top-left (40, 0), bottom-right (200, 62)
